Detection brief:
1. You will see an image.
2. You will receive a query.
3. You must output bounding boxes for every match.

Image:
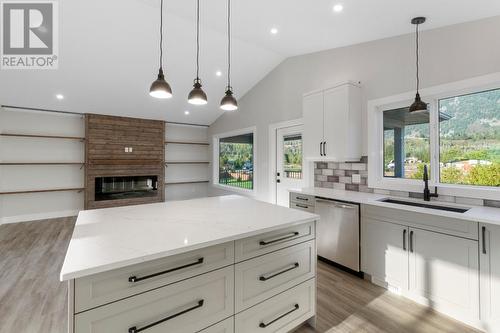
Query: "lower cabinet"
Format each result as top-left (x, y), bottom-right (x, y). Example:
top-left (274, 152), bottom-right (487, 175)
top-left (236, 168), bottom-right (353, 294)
top-left (200, 317), bottom-right (234, 333)
top-left (361, 217), bottom-right (408, 293)
top-left (408, 228), bottom-right (479, 324)
top-left (235, 278), bottom-right (315, 333)
top-left (361, 214), bottom-right (480, 327)
top-left (480, 223), bottom-right (500, 333)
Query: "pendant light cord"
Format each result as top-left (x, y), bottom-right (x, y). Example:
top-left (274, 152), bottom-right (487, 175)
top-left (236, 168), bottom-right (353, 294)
top-left (227, 0), bottom-right (231, 89)
top-left (415, 23), bottom-right (420, 93)
top-left (159, 0), bottom-right (164, 69)
top-left (196, 0), bottom-right (200, 80)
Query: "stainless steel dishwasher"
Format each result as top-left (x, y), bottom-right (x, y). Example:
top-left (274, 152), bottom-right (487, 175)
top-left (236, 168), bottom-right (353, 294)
top-left (314, 198), bottom-right (360, 272)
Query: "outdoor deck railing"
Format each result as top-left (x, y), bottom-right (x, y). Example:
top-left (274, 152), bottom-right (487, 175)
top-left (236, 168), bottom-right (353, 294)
top-left (219, 169), bottom-right (253, 189)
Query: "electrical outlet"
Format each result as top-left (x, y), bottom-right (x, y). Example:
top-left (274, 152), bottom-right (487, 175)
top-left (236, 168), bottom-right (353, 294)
top-left (352, 174), bottom-right (361, 184)
top-left (129, 147), bottom-right (133, 152)
top-left (124, 147), bottom-right (129, 153)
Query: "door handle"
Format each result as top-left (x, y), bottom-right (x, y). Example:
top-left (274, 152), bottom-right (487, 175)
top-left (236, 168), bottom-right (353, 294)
top-left (323, 141), bottom-right (327, 156)
top-left (259, 263), bottom-right (299, 281)
top-left (482, 226), bottom-right (487, 254)
top-left (259, 232), bottom-right (299, 246)
top-left (128, 258), bottom-right (204, 283)
top-left (409, 230), bottom-right (414, 253)
top-left (403, 229), bottom-right (407, 251)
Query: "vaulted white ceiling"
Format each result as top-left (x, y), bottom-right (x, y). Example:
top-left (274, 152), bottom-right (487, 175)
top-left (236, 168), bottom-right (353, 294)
top-left (1, 0), bottom-right (500, 125)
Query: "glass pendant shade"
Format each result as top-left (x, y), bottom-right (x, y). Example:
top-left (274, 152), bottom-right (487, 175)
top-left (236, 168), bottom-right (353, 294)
top-left (409, 92), bottom-right (427, 112)
top-left (150, 68), bottom-right (172, 99)
top-left (220, 89), bottom-right (238, 111)
top-left (188, 79), bottom-right (207, 105)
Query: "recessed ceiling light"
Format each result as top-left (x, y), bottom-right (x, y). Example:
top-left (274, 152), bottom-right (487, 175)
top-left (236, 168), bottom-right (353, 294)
top-left (333, 4), bottom-right (343, 12)
top-left (56, 94), bottom-right (64, 100)
top-left (270, 27), bottom-right (278, 35)
top-left (184, 110), bottom-right (190, 115)
top-left (216, 71), bottom-right (222, 77)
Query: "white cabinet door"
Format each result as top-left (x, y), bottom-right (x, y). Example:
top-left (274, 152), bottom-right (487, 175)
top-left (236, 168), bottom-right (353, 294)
top-left (323, 85), bottom-right (348, 160)
top-left (361, 217), bottom-right (408, 293)
top-left (480, 223), bottom-right (500, 332)
top-left (409, 228), bottom-right (479, 326)
top-left (303, 91), bottom-right (324, 159)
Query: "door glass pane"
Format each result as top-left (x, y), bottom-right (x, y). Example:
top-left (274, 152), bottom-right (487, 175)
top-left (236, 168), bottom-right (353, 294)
top-left (383, 107), bottom-right (430, 179)
top-left (439, 88), bottom-right (500, 186)
top-left (283, 134), bottom-right (302, 179)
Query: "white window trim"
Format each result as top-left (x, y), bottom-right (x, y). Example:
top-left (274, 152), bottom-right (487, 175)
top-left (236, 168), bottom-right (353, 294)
top-left (368, 72), bottom-right (500, 201)
top-left (212, 126), bottom-right (257, 196)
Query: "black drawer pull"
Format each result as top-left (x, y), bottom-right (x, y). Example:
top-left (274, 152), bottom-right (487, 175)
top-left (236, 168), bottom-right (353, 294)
top-left (128, 258), bottom-right (204, 283)
top-left (296, 197), bottom-right (309, 202)
top-left (259, 263), bottom-right (299, 281)
top-left (128, 299), bottom-right (204, 333)
top-left (259, 304), bottom-right (299, 328)
top-left (409, 231), bottom-right (414, 253)
top-left (295, 204), bottom-right (309, 209)
top-left (403, 229), bottom-right (407, 251)
top-left (259, 232), bottom-right (299, 246)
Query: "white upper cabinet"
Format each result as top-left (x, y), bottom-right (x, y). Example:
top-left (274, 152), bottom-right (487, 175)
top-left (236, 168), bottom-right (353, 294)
top-left (303, 82), bottom-right (361, 161)
top-left (480, 223), bottom-right (500, 333)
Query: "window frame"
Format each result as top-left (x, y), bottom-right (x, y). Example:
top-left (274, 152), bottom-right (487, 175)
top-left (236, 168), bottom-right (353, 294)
top-left (212, 126), bottom-right (257, 195)
top-left (368, 73), bottom-right (500, 200)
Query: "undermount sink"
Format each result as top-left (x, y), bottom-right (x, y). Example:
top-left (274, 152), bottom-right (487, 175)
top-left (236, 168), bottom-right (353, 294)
top-left (380, 198), bottom-right (470, 213)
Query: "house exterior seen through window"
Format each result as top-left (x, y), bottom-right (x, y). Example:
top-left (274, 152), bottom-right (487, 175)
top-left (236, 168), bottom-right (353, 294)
top-left (218, 133), bottom-right (254, 190)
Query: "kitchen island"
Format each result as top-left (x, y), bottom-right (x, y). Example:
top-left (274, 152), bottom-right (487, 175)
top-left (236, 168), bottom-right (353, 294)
top-left (61, 195), bottom-right (318, 333)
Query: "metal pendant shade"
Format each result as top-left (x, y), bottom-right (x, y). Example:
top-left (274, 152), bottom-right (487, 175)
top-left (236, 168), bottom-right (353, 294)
top-left (188, 0), bottom-right (208, 105)
top-left (188, 79), bottom-right (208, 105)
top-left (409, 17), bottom-right (427, 112)
top-left (150, 68), bottom-right (172, 99)
top-left (220, 89), bottom-right (238, 111)
top-left (220, 0), bottom-right (238, 111)
top-left (150, 0), bottom-right (172, 99)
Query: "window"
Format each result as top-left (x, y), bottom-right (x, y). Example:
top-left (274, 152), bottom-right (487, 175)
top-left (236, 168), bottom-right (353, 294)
top-left (369, 78), bottom-right (500, 199)
top-left (216, 131), bottom-right (254, 191)
top-left (283, 134), bottom-right (302, 179)
top-left (383, 108), bottom-right (430, 179)
top-left (438, 89), bottom-right (500, 187)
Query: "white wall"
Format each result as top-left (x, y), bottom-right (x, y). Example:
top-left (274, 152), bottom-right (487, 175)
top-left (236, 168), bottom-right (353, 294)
top-left (208, 16), bottom-right (500, 202)
top-left (0, 107), bottom-right (86, 223)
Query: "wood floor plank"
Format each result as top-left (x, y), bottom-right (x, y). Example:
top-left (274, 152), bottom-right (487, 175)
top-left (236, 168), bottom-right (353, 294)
top-left (0, 217), bottom-right (481, 333)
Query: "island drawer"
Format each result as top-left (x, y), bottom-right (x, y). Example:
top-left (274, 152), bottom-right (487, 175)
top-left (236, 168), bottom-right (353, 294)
top-left (235, 278), bottom-right (315, 333)
top-left (235, 222), bottom-right (315, 262)
top-left (199, 317), bottom-right (234, 333)
top-left (74, 266), bottom-right (234, 333)
top-left (74, 242), bottom-right (234, 312)
top-left (290, 201), bottom-right (315, 213)
top-left (235, 240), bottom-right (316, 312)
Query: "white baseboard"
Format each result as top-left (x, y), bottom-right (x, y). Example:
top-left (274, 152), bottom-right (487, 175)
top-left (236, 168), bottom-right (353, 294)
top-left (0, 210), bottom-right (80, 224)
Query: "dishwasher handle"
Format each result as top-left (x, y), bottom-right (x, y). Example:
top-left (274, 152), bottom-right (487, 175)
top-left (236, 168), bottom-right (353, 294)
top-left (315, 199), bottom-right (357, 209)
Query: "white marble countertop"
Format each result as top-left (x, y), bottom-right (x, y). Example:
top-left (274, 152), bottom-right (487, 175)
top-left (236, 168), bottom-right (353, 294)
top-left (290, 187), bottom-right (500, 226)
top-left (60, 195), bottom-right (318, 281)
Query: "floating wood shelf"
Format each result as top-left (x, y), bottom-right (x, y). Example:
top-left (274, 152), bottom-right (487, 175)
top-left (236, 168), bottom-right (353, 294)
top-left (165, 141), bottom-right (209, 146)
top-left (165, 161), bottom-right (210, 165)
top-left (0, 133), bottom-right (85, 140)
top-left (0, 162), bottom-right (84, 165)
top-left (0, 187), bottom-right (85, 195)
top-left (165, 180), bottom-right (209, 185)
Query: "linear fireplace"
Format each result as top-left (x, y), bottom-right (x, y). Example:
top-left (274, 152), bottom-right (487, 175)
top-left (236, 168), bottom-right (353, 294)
top-left (95, 176), bottom-right (158, 201)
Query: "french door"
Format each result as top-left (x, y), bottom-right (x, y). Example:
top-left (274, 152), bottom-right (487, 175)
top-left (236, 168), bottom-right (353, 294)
top-left (276, 125), bottom-right (304, 207)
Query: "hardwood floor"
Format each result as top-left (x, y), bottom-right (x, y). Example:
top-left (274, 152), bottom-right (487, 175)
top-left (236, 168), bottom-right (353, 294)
top-left (0, 218), bottom-right (480, 333)
top-left (0, 217), bottom-right (75, 333)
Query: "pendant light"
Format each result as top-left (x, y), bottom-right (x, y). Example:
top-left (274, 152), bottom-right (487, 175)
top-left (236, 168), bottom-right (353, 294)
top-left (188, 0), bottom-right (208, 105)
top-left (149, 0), bottom-right (172, 99)
top-left (409, 17), bottom-right (427, 112)
top-left (220, 0), bottom-right (238, 111)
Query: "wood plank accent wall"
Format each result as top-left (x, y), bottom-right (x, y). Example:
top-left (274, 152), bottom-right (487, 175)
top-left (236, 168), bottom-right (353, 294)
top-left (85, 114), bottom-right (165, 209)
